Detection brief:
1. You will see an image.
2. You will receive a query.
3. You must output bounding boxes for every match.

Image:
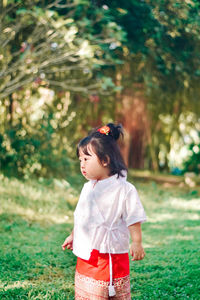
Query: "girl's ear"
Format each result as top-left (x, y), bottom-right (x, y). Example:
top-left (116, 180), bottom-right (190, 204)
top-left (103, 155), bottom-right (110, 167)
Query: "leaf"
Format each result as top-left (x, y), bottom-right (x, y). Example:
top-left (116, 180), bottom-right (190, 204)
top-left (16, 9), bottom-right (28, 15)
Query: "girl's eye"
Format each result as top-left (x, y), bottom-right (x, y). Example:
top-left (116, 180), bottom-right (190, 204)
top-left (79, 157), bottom-right (88, 162)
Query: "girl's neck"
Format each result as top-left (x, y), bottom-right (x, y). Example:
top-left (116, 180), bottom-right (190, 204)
top-left (92, 174), bottom-right (113, 188)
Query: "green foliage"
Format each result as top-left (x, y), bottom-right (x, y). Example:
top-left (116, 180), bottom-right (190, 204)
top-left (0, 121), bottom-right (74, 178)
top-left (182, 142), bottom-right (200, 174)
top-left (0, 0), bottom-right (125, 99)
top-left (92, 0), bottom-right (200, 172)
top-left (1, 0), bottom-right (200, 175)
top-left (0, 0), bottom-right (128, 177)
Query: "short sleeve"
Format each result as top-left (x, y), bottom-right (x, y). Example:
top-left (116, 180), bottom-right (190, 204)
top-left (122, 184), bottom-right (147, 227)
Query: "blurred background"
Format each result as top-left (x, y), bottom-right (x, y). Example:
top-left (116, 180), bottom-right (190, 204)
top-left (0, 0), bottom-right (200, 181)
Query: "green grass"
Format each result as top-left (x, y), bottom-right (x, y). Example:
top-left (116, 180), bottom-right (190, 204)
top-left (0, 173), bottom-right (200, 299)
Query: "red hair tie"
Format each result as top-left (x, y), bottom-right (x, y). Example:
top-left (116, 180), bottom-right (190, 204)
top-left (97, 125), bottom-right (110, 135)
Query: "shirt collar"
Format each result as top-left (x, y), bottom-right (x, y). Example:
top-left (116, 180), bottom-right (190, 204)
top-left (90, 171), bottom-right (127, 190)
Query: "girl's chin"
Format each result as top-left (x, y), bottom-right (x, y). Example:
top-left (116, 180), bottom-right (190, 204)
top-left (82, 172), bottom-right (89, 179)
top-left (82, 173), bottom-right (94, 180)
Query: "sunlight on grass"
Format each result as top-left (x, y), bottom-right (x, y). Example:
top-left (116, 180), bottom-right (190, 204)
top-left (169, 197), bottom-right (200, 210)
top-left (0, 175), bottom-right (78, 225)
top-left (142, 242), bottom-right (153, 248)
top-left (184, 226), bottom-right (200, 231)
top-left (148, 213), bottom-right (175, 223)
top-left (167, 234), bottom-right (194, 241)
top-left (148, 211), bottom-right (200, 223)
top-left (0, 280), bottom-right (34, 291)
top-left (1, 203), bottom-right (73, 224)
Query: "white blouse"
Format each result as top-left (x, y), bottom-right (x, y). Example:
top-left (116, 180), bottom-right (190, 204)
top-left (73, 173), bottom-right (147, 261)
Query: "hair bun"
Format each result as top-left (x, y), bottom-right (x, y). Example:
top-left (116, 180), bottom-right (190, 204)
top-left (107, 123), bottom-right (123, 141)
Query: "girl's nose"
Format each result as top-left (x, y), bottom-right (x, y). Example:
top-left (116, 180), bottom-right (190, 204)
top-left (80, 161), bottom-right (85, 169)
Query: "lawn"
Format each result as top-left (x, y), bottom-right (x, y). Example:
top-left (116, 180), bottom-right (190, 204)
top-left (0, 173), bottom-right (200, 299)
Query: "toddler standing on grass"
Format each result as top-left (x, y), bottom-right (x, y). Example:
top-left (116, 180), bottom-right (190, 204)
top-left (62, 123), bottom-right (146, 299)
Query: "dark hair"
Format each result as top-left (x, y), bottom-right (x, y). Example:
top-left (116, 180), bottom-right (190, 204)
top-left (77, 123), bottom-right (127, 177)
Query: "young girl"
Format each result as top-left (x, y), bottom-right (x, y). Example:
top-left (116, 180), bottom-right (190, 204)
top-left (62, 123), bottom-right (146, 299)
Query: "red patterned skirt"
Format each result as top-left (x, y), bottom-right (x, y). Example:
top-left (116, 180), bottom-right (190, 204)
top-left (75, 249), bottom-right (131, 299)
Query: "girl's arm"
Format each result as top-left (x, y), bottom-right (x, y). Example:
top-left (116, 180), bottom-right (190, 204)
top-left (128, 222), bottom-right (145, 261)
top-left (62, 230), bottom-right (74, 251)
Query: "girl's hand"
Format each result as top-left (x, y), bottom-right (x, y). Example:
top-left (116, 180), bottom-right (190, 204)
top-left (62, 234), bottom-right (73, 251)
top-left (130, 242), bottom-right (145, 261)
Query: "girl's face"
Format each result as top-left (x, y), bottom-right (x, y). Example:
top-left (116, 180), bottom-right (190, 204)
top-left (79, 144), bottom-right (110, 181)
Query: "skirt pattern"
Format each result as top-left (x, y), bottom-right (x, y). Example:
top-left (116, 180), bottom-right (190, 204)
top-left (75, 271), bottom-right (131, 300)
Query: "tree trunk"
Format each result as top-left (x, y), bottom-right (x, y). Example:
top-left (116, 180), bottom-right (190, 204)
top-left (129, 129), bottom-right (145, 169)
top-left (118, 85), bottom-right (149, 169)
